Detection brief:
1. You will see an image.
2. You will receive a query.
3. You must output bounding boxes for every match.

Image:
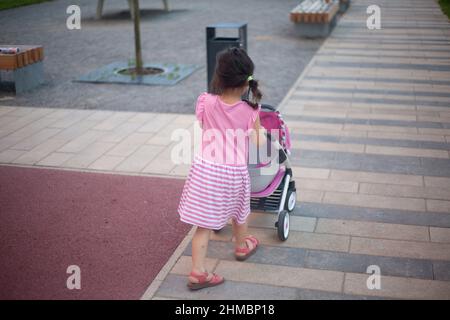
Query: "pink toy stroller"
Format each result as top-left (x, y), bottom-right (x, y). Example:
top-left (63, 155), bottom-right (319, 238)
top-left (248, 104), bottom-right (297, 241)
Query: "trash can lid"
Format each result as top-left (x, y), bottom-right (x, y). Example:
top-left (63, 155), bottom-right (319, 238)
top-left (207, 22), bottom-right (247, 29)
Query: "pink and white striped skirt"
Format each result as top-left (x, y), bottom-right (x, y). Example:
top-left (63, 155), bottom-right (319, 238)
top-left (178, 156), bottom-right (251, 230)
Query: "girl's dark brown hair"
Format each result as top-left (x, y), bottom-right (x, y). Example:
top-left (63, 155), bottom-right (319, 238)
top-left (209, 47), bottom-right (262, 109)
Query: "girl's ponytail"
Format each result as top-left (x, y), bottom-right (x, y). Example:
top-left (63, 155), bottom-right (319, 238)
top-left (244, 78), bottom-right (262, 109)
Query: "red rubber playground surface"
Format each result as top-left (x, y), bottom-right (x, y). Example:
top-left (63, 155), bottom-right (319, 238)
top-left (0, 165), bottom-right (190, 300)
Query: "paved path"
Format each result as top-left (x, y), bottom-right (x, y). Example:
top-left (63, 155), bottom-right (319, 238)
top-left (152, 0), bottom-right (450, 300)
top-left (0, 0), bottom-right (450, 300)
top-left (0, 108), bottom-right (195, 176)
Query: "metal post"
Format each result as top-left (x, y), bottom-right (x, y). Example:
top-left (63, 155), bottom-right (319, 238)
top-left (162, 0), bottom-right (169, 11)
top-left (96, 0), bottom-right (105, 19)
top-left (132, 0), bottom-right (144, 74)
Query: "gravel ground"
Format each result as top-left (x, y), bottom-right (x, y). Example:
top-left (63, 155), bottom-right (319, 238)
top-left (0, 0), bottom-right (323, 113)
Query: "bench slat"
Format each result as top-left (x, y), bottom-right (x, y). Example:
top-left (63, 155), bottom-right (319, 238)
top-left (0, 55), bottom-right (16, 70)
top-left (0, 45), bottom-right (44, 71)
top-left (290, 0), bottom-right (339, 24)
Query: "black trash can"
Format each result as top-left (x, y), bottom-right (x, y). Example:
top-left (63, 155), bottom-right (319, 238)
top-left (206, 22), bottom-right (247, 90)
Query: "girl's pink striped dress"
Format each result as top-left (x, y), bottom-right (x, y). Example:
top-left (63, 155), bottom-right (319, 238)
top-left (178, 93), bottom-right (260, 230)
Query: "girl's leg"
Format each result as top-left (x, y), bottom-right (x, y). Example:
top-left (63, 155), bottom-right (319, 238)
top-left (232, 219), bottom-right (257, 256)
top-left (232, 219), bottom-right (248, 247)
top-left (189, 227), bottom-right (211, 282)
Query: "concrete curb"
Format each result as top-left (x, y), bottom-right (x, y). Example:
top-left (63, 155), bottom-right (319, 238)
top-left (140, 226), bottom-right (197, 300)
top-left (0, 162), bottom-right (187, 180)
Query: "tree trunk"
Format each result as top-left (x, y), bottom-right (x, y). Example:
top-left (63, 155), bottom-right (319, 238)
top-left (133, 0), bottom-right (144, 74)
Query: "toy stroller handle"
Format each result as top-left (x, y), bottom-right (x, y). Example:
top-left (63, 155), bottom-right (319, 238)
top-left (260, 104), bottom-right (277, 112)
top-left (264, 131), bottom-right (291, 169)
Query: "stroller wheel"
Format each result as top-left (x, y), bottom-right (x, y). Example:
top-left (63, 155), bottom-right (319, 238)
top-left (285, 190), bottom-right (297, 212)
top-left (277, 211), bottom-right (290, 241)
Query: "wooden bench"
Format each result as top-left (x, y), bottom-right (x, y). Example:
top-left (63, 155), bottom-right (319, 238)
top-left (290, 0), bottom-right (339, 38)
top-left (0, 45), bottom-right (44, 94)
top-left (96, 0), bottom-right (170, 19)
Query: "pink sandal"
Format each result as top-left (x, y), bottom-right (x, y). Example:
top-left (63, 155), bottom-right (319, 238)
top-left (187, 271), bottom-right (225, 290)
top-left (235, 235), bottom-right (259, 261)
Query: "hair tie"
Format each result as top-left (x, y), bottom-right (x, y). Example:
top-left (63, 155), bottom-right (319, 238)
top-left (247, 75), bottom-right (254, 82)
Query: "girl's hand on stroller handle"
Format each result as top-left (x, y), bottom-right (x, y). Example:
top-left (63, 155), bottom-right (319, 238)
top-left (250, 115), bottom-right (267, 147)
top-left (250, 128), bottom-right (267, 146)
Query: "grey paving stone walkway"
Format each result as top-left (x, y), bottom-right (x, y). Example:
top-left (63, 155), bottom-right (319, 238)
top-left (149, 0), bottom-right (450, 300)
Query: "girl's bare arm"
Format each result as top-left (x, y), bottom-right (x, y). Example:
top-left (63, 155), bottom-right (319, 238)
top-left (250, 115), bottom-right (267, 147)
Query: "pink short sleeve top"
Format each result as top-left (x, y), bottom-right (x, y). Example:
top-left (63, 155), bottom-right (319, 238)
top-left (195, 92), bottom-right (260, 166)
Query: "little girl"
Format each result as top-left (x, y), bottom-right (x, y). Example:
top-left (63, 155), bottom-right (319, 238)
top-left (178, 47), bottom-right (265, 290)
